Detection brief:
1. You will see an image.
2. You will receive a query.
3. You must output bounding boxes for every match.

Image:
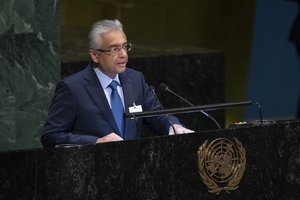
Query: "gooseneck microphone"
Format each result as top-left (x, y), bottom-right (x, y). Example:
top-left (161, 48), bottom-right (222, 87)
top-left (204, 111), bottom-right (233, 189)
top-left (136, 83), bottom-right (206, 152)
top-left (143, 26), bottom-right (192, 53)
top-left (149, 86), bottom-right (177, 135)
top-left (159, 83), bottom-right (221, 130)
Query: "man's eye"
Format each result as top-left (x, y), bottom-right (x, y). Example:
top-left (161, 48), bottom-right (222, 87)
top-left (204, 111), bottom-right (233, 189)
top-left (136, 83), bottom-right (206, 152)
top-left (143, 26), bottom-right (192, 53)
top-left (111, 47), bottom-right (119, 52)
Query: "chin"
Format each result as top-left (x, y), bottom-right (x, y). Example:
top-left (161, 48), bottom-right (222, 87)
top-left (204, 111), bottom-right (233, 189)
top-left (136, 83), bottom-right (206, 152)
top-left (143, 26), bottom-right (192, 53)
top-left (117, 65), bottom-right (126, 73)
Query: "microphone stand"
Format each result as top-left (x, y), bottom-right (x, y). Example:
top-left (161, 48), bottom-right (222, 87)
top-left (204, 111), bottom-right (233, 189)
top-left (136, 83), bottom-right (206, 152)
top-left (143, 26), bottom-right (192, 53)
top-left (160, 83), bottom-right (222, 129)
top-left (125, 101), bottom-right (263, 126)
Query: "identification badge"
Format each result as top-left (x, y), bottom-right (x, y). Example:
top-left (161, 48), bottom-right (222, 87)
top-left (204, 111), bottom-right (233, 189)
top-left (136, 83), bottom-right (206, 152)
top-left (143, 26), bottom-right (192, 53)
top-left (129, 104), bottom-right (143, 113)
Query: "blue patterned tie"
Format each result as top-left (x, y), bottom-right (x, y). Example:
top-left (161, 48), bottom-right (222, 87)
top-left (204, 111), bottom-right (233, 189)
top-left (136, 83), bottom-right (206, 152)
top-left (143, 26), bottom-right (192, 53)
top-left (108, 80), bottom-right (124, 136)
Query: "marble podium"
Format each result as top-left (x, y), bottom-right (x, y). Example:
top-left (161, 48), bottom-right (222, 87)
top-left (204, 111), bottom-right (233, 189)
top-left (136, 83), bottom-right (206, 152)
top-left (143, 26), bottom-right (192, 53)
top-left (0, 119), bottom-right (300, 200)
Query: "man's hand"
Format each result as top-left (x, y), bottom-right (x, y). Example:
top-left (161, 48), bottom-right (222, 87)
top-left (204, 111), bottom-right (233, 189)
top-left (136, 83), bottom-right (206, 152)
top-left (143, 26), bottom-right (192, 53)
top-left (96, 133), bottom-right (123, 143)
top-left (168, 124), bottom-right (195, 135)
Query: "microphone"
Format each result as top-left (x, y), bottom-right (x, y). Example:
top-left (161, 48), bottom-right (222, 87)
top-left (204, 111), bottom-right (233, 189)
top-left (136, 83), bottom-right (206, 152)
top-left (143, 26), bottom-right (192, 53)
top-left (149, 85), bottom-right (177, 135)
top-left (159, 83), bottom-right (221, 130)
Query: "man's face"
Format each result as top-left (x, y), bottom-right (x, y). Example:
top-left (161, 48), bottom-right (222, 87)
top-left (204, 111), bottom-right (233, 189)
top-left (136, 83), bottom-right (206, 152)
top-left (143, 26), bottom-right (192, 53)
top-left (90, 29), bottom-right (128, 78)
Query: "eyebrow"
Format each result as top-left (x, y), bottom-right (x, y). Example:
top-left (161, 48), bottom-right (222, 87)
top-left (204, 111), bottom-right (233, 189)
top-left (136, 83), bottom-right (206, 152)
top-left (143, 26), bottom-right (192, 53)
top-left (108, 42), bottom-right (128, 48)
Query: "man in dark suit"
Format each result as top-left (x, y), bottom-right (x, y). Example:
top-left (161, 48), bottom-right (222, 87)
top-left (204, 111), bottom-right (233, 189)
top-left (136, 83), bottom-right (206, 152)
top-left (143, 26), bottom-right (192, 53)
top-left (41, 19), bottom-right (193, 148)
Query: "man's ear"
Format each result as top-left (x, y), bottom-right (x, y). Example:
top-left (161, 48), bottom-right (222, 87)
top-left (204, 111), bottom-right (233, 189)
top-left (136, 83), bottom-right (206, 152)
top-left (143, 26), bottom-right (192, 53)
top-left (89, 49), bottom-right (99, 63)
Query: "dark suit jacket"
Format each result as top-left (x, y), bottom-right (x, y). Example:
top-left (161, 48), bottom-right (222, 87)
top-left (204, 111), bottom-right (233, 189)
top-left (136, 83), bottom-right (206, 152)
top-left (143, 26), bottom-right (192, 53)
top-left (41, 62), bottom-right (180, 147)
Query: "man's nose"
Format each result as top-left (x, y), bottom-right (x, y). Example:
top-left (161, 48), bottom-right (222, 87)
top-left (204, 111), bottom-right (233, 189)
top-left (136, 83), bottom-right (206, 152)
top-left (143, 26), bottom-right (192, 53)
top-left (118, 47), bottom-right (127, 56)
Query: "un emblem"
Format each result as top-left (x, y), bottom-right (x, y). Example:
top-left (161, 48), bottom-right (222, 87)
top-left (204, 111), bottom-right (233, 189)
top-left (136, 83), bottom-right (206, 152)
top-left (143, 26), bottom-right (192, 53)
top-left (197, 138), bottom-right (246, 194)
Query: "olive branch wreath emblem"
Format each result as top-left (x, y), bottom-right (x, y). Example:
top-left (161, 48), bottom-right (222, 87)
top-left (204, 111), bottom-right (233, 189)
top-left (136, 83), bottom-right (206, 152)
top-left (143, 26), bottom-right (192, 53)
top-left (197, 138), bottom-right (246, 195)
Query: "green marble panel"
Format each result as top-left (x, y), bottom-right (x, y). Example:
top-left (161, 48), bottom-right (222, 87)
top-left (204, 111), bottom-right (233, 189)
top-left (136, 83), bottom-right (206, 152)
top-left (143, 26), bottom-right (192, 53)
top-left (0, 0), bottom-right (34, 34)
top-left (0, 35), bottom-right (16, 150)
top-left (0, 0), bottom-right (60, 151)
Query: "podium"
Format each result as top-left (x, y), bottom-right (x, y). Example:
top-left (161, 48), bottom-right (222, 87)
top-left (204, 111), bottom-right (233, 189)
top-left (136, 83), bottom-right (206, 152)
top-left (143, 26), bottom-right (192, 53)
top-left (1, 119), bottom-right (300, 200)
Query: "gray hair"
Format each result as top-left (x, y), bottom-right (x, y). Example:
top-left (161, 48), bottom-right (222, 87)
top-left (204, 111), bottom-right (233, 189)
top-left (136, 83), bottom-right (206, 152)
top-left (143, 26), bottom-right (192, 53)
top-left (88, 19), bottom-right (123, 49)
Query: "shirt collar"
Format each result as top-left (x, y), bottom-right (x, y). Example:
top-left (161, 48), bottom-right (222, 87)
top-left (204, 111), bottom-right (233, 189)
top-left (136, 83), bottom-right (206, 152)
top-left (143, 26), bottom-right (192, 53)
top-left (93, 68), bottom-right (121, 90)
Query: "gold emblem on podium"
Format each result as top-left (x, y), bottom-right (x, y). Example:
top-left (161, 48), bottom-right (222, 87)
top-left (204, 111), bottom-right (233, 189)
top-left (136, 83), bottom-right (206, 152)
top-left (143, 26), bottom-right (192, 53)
top-left (197, 138), bottom-right (246, 195)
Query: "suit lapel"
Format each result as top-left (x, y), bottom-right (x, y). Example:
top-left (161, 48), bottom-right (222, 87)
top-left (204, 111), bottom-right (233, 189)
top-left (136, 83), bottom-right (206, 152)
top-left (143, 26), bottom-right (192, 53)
top-left (120, 73), bottom-right (134, 113)
top-left (119, 71), bottom-right (135, 138)
top-left (83, 63), bottom-right (120, 134)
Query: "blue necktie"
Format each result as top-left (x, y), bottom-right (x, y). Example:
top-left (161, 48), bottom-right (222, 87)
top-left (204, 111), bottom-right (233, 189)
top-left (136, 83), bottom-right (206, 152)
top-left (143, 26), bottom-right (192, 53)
top-left (108, 80), bottom-right (124, 136)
